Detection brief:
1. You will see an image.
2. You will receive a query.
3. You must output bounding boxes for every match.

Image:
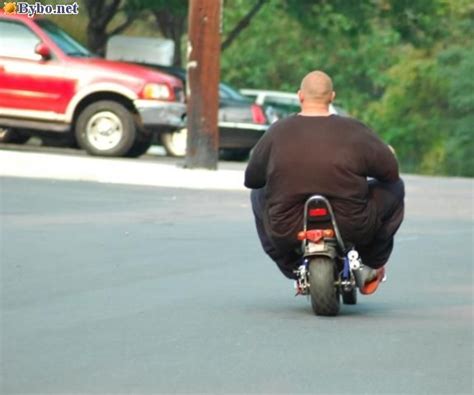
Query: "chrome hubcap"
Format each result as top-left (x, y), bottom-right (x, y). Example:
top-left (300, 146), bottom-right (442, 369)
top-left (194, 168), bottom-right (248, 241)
top-left (86, 111), bottom-right (123, 151)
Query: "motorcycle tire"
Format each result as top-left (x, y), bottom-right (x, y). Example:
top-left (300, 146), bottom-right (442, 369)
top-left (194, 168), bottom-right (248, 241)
top-left (308, 256), bottom-right (340, 316)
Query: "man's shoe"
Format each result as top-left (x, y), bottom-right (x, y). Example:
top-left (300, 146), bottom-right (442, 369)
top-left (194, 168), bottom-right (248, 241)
top-left (359, 266), bottom-right (386, 295)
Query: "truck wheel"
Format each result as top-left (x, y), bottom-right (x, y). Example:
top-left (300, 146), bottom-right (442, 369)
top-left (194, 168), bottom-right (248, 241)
top-left (75, 101), bottom-right (136, 157)
top-left (161, 128), bottom-right (186, 157)
top-left (126, 133), bottom-right (153, 158)
top-left (308, 257), bottom-right (340, 316)
top-left (0, 128), bottom-right (30, 144)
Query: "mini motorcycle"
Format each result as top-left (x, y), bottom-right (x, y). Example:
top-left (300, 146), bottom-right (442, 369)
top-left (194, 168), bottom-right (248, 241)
top-left (294, 195), bottom-right (370, 316)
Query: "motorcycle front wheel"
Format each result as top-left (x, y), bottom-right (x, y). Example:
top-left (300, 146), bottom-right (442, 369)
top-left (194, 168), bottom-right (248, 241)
top-left (308, 257), bottom-right (340, 316)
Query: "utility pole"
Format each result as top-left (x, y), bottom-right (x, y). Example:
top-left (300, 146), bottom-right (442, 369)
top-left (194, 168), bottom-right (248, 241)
top-left (186, 0), bottom-right (221, 170)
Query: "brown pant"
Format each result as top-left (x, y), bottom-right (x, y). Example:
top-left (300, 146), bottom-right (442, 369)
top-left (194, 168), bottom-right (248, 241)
top-left (250, 179), bottom-right (405, 279)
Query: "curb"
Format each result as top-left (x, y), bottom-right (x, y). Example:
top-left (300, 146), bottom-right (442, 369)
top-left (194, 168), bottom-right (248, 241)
top-left (0, 150), bottom-right (247, 191)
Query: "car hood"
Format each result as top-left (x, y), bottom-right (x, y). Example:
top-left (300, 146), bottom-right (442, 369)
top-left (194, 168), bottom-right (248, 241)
top-left (67, 57), bottom-right (183, 87)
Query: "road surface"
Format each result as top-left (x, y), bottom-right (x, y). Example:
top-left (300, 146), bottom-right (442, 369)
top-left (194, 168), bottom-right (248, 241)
top-left (0, 150), bottom-right (472, 394)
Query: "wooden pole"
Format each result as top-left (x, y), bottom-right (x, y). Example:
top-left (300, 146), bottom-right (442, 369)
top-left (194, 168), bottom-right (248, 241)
top-left (186, 0), bottom-right (221, 170)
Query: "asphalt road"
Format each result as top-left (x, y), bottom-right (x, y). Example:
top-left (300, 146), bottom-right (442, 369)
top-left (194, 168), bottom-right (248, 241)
top-left (1, 170), bottom-right (473, 393)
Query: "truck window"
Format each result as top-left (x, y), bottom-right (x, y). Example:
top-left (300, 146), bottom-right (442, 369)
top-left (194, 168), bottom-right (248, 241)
top-left (0, 20), bottom-right (41, 60)
top-left (36, 19), bottom-right (92, 57)
top-left (264, 96), bottom-right (300, 116)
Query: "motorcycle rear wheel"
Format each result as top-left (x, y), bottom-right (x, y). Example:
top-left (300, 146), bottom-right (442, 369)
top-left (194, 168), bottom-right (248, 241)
top-left (308, 257), bottom-right (340, 316)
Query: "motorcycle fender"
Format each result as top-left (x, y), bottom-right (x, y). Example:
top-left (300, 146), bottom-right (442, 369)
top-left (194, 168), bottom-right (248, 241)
top-left (306, 250), bottom-right (337, 260)
top-left (305, 242), bottom-right (337, 259)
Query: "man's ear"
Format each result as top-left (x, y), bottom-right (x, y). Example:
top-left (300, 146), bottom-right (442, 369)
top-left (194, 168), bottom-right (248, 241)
top-left (330, 91), bottom-right (336, 103)
top-left (298, 90), bottom-right (304, 103)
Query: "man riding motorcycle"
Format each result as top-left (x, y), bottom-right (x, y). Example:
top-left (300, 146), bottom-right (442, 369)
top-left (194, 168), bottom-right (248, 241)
top-left (244, 70), bottom-right (404, 295)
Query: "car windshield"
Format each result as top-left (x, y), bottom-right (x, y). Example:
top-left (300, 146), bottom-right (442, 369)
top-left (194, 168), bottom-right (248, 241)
top-left (219, 83), bottom-right (251, 102)
top-left (36, 19), bottom-right (93, 57)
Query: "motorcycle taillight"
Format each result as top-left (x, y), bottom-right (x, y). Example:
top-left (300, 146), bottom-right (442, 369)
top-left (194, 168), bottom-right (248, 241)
top-left (298, 229), bottom-right (335, 241)
top-left (309, 208), bottom-right (327, 217)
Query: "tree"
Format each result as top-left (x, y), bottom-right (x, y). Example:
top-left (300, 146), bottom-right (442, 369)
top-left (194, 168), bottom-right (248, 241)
top-left (76, 0), bottom-right (472, 176)
top-left (221, 0), bottom-right (473, 176)
top-left (124, 0), bottom-right (188, 66)
top-left (152, 7), bottom-right (187, 66)
top-left (366, 51), bottom-right (449, 174)
top-left (83, 0), bottom-right (140, 55)
top-left (367, 0), bottom-right (474, 176)
top-left (125, 0), bottom-right (268, 66)
top-left (221, 0), bottom-right (267, 51)
top-left (433, 1), bottom-right (474, 176)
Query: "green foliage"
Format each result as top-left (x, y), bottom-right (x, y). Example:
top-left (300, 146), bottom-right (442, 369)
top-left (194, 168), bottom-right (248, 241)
top-left (221, 0), bottom-right (401, 113)
top-left (125, 0), bottom-right (187, 16)
top-left (381, 0), bottom-right (448, 47)
top-left (283, 0), bottom-right (374, 37)
top-left (59, 0), bottom-right (472, 176)
top-left (438, 45), bottom-right (474, 176)
top-left (367, 50), bottom-right (449, 174)
top-left (220, 0), bottom-right (473, 177)
top-left (367, 1), bottom-right (474, 176)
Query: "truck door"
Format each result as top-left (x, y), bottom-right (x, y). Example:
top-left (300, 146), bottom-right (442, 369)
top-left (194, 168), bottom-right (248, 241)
top-left (0, 18), bottom-right (75, 120)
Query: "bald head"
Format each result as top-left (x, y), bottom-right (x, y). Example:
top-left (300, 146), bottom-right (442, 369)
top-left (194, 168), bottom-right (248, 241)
top-left (299, 70), bottom-right (334, 105)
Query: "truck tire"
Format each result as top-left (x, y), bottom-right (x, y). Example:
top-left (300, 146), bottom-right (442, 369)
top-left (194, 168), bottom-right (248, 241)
top-left (75, 101), bottom-right (137, 157)
top-left (126, 133), bottom-right (153, 158)
top-left (0, 128), bottom-right (30, 144)
top-left (161, 128), bottom-right (187, 157)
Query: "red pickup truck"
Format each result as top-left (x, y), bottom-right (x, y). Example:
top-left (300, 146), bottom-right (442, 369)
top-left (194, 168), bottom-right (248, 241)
top-left (0, 12), bottom-right (186, 157)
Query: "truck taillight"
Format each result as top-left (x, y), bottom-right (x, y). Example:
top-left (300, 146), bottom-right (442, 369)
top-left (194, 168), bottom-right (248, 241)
top-left (251, 104), bottom-right (266, 124)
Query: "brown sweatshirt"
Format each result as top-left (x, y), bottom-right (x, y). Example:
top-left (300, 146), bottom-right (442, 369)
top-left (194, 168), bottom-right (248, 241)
top-left (244, 114), bottom-right (399, 252)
